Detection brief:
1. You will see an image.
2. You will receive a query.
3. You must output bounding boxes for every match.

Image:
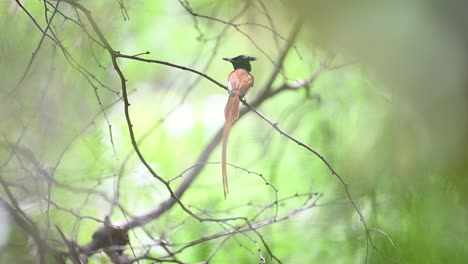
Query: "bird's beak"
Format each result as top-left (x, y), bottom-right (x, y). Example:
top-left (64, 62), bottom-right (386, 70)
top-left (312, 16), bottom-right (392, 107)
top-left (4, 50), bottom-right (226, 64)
top-left (223, 57), bottom-right (231, 62)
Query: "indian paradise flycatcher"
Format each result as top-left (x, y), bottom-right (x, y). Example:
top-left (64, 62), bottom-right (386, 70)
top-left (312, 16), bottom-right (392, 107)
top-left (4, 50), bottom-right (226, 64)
top-left (221, 55), bottom-right (256, 199)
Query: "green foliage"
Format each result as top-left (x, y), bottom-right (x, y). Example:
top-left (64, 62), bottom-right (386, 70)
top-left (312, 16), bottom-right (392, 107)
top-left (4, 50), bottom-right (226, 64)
top-left (1, 1), bottom-right (467, 263)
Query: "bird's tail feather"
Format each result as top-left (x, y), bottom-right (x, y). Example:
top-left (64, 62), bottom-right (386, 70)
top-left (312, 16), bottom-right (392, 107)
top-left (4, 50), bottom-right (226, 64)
top-left (222, 95), bottom-right (240, 199)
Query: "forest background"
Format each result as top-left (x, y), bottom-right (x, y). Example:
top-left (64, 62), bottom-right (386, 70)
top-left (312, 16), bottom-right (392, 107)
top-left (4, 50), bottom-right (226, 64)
top-left (1, 1), bottom-right (467, 263)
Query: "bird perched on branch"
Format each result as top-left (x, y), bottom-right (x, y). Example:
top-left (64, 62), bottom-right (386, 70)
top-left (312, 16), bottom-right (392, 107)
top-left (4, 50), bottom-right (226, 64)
top-left (222, 55), bottom-right (256, 199)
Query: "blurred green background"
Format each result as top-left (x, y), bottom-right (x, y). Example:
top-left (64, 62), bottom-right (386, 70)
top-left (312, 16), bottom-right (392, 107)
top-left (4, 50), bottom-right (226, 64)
top-left (1, 0), bottom-right (467, 263)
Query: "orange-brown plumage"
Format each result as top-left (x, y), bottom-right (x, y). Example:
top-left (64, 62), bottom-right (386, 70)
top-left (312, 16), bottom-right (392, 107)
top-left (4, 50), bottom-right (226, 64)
top-left (222, 63), bottom-right (255, 199)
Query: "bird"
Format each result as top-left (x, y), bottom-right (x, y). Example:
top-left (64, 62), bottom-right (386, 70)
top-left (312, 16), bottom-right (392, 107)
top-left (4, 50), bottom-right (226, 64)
top-left (221, 55), bottom-right (256, 199)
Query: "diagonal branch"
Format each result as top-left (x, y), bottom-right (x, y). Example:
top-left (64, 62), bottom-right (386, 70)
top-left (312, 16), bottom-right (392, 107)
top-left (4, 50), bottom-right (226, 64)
top-left (10, 0), bottom-right (61, 95)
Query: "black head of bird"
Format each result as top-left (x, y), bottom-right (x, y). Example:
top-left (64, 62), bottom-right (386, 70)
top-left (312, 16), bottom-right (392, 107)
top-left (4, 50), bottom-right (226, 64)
top-left (223, 55), bottom-right (256, 72)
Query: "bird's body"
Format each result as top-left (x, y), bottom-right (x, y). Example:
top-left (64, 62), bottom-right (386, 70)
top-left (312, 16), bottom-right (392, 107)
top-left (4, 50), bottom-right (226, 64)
top-left (221, 55), bottom-right (256, 199)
